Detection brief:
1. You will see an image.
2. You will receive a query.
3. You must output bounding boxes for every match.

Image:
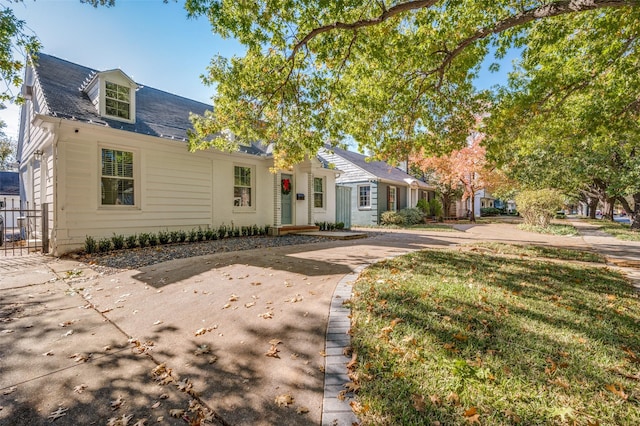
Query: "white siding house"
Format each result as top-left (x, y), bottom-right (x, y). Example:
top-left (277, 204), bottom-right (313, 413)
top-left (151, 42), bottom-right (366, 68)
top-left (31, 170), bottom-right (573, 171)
top-left (18, 54), bottom-right (336, 255)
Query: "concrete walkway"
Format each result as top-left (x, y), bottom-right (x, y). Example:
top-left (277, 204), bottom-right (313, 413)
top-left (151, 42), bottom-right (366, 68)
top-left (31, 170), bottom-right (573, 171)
top-left (1, 220), bottom-right (639, 425)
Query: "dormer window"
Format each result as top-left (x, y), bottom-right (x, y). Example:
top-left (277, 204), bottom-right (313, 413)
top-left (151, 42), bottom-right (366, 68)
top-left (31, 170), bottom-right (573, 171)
top-left (105, 81), bottom-right (131, 120)
top-left (81, 68), bottom-right (136, 124)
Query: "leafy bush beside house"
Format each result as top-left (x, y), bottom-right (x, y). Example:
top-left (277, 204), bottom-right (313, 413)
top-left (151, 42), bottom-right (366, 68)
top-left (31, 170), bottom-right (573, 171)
top-left (428, 198), bottom-right (443, 219)
top-left (515, 189), bottom-right (564, 228)
top-left (380, 210), bottom-right (406, 226)
top-left (480, 207), bottom-right (501, 216)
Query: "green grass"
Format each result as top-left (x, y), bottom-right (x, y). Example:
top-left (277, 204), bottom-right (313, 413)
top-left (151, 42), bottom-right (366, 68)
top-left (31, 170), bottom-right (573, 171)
top-left (518, 223), bottom-right (579, 236)
top-left (463, 242), bottom-right (605, 263)
top-left (582, 219), bottom-right (640, 242)
top-left (350, 248), bottom-right (640, 425)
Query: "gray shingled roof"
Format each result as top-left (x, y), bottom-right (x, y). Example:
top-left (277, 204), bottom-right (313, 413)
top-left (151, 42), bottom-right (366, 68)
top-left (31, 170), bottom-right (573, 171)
top-left (326, 145), bottom-right (429, 187)
top-left (33, 53), bottom-right (268, 156)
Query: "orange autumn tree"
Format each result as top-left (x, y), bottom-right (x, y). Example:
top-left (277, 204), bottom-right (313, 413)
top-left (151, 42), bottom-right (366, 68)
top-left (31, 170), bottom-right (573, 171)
top-left (412, 131), bottom-right (490, 223)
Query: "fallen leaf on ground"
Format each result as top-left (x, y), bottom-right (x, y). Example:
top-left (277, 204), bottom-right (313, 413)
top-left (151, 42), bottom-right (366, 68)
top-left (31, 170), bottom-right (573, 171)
top-left (43, 351), bottom-right (54, 356)
top-left (296, 406), bottom-right (309, 414)
top-left (229, 294), bottom-right (239, 302)
top-left (73, 384), bottom-right (88, 394)
top-left (106, 414), bottom-right (133, 426)
top-left (59, 320), bottom-right (77, 327)
top-left (446, 392), bottom-right (460, 406)
top-left (110, 395), bottom-right (125, 410)
top-left (275, 394), bottom-right (294, 407)
top-left (429, 395), bottom-right (442, 406)
top-left (244, 302), bottom-right (256, 308)
top-left (176, 378), bottom-right (193, 393)
top-left (411, 394), bottom-right (426, 412)
top-left (605, 383), bottom-right (629, 400)
top-left (153, 320), bottom-right (163, 325)
top-left (194, 345), bottom-right (211, 356)
top-left (133, 419), bottom-right (147, 426)
top-left (258, 312), bottom-right (273, 319)
top-left (453, 332), bottom-right (468, 342)
top-left (151, 401), bottom-right (161, 409)
top-left (265, 344), bottom-right (280, 358)
top-left (48, 406), bottom-right (68, 420)
top-left (1, 329), bottom-right (14, 334)
top-left (68, 353), bottom-right (91, 363)
top-left (3, 387), bottom-right (16, 395)
top-left (61, 330), bottom-right (74, 337)
top-left (464, 407), bottom-right (478, 417)
top-left (169, 408), bottom-right (185, 418)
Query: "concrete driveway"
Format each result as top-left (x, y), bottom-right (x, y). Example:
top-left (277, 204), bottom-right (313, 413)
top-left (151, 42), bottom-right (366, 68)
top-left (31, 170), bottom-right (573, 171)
top-left (1, 222), bottom-right (637, 425)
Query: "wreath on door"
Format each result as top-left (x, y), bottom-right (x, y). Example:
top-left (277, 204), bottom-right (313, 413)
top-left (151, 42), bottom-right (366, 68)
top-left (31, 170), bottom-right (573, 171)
top-left (281, 178), bottom-right (291, 195)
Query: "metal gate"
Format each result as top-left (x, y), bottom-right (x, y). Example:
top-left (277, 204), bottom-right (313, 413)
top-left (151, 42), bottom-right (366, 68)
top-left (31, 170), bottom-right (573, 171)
top-left (1, 198), bottom-right (49, 256)
top-left (335, 185), bottom-right (352, 229)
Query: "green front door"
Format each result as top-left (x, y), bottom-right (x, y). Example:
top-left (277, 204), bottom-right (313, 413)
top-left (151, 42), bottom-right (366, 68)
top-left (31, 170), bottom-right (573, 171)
top-left (281, 174), bottom-right (293, 225)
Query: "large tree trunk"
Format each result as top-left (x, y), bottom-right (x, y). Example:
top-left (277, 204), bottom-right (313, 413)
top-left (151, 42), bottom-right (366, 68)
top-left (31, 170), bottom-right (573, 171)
top-left (588, 197), bottom-right (598, 219)
top-left (618, 194), bottom-right (640, 231)
top-left (603, 197), bottom-right (616, 221)
top-left (468, 190), bottom-right (476, 223)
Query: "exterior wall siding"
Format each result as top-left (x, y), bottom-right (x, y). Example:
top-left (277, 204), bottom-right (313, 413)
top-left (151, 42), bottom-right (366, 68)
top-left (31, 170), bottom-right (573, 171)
top-left (51, 124), bottom-right (274, 254)
top-left (346, 181), bottom-right (379, 226)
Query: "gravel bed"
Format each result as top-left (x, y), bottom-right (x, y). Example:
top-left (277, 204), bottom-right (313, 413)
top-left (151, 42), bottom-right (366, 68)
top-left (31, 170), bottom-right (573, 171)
top-left (71, 234), bottom-right (335, 274)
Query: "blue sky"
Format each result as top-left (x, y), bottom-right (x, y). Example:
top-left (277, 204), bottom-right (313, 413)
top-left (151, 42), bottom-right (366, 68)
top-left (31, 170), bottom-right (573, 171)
top-left (0, 0), bottom-right (515, 140)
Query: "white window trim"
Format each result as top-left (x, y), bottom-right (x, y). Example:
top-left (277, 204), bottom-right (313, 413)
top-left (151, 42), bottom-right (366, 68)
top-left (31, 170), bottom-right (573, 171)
top-left (313, 176), bottom-right (326, 211)
top-left (98, 145), bottom-right (140, 210)
top-left (100, 77), bottom-right (136, 124)
top-left (233, 163), bottom-right (256, 212)
top-left (358, 184), bottom-right (371, 210)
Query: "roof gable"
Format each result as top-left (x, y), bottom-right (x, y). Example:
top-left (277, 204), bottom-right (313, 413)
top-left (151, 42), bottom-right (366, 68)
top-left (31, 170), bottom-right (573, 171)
top-left (320, 146), bottom-right (429, 187)
top-left (31, 53), bottom-right (213, 142)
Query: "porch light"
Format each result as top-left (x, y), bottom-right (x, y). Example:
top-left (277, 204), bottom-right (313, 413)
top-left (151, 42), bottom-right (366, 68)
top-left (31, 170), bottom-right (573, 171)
top-left (34, 150), bottom-right (44, 160)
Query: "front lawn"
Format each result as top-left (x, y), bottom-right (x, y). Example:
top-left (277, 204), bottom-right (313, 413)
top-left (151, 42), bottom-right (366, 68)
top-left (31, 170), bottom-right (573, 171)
top-left (518, 223), bottom-right (579, 236)
top-left (349, 245), bottom-right (640, 425)
top-left (583, 219), bottom-right (640, 242)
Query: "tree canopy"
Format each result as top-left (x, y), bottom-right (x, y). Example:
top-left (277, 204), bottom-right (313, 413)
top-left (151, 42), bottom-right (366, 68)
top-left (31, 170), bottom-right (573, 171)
top-left (183, 0), bottom-right (639, 168)
top-left (0, 1), bottom-right (40, 107)
top-left (486, 6), bottom-right (640, 226)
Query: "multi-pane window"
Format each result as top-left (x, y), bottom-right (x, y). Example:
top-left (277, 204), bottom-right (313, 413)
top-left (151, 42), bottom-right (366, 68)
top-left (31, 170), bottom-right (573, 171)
top-left (388, 186), bottom-right (397, 211)
top-left (105, 81), bottom-right (131, 119)
top-left (101, 149), bottom-right (134, 205)
top-left (358, 185), bottom-right (371, 208)
top-left (234, 166), bottom-right (252, 207)
top-left (313, 177), bottom-right (324, 208)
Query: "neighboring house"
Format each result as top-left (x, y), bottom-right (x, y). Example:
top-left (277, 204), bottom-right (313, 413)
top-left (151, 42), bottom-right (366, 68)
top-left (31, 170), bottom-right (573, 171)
top-left (318, 146), bottom-right (435, 225)
top-left (0, 171), bottom-right (21, 227)
top-left (17, 53), bottom-right (337, 255)
top-left (454, 189), bottom-right (496, 218)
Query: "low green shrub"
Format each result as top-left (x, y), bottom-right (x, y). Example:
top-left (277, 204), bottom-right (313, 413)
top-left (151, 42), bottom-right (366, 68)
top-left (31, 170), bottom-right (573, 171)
top-left (84, 235), bottom-right (97, 254)
top-left (148, 233), bottom-right (159, 246)
top-left (138, 233), bottom-right (150, 247)
top-left (480, 207), bottom-right (501, 217)
top-left (381, 210), bottom-right (405, 225)
top-left (111, 234), bottom-right (125, 250)
top-left (98, 238), bottom-right (112, 253)
top-left (399, 208), bottom-right (424, 225)
top-left (125, 234), bottom-right (138, 249)
top-left (158, 230), bottom-right (171, 244)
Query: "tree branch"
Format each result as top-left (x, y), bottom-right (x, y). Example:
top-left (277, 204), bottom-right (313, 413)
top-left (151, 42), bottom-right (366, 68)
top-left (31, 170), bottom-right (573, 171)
top-left (289, 0), bottom-right (439, 60)
top-left (289, 0), bottom-right (638, 66)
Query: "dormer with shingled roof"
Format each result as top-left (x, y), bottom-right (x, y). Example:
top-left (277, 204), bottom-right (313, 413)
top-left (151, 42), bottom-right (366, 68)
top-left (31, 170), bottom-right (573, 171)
top-left (80, 68), bottom-right (137, 124)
